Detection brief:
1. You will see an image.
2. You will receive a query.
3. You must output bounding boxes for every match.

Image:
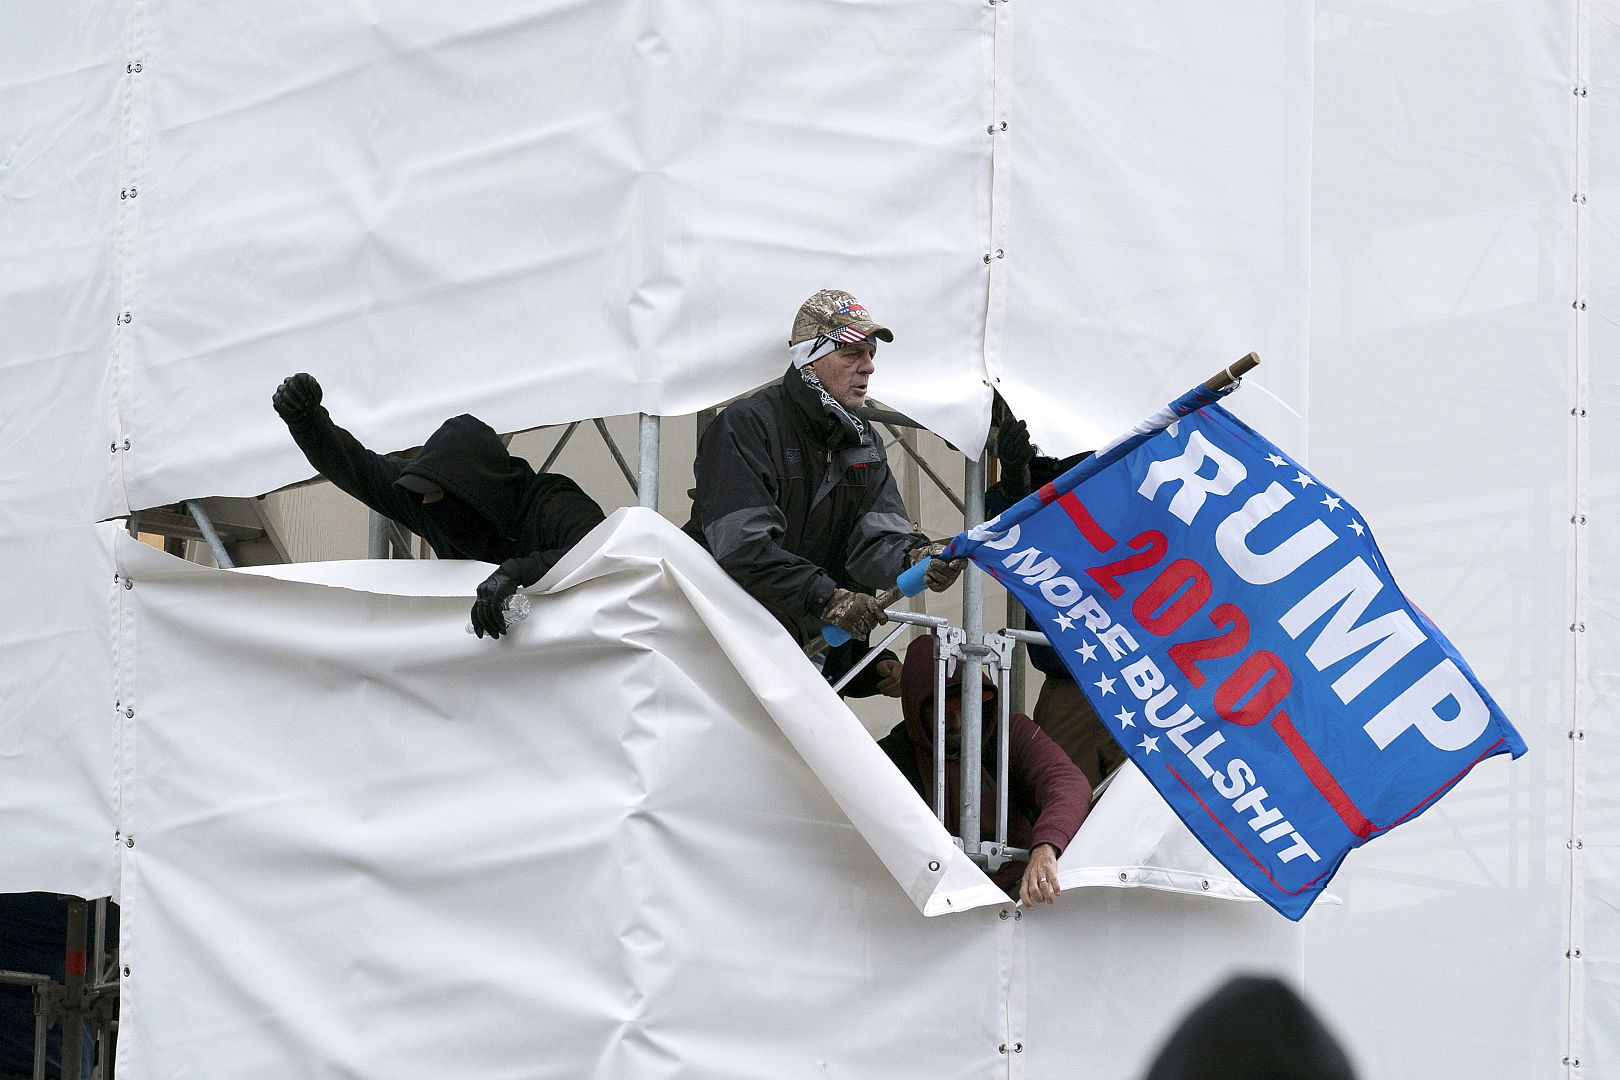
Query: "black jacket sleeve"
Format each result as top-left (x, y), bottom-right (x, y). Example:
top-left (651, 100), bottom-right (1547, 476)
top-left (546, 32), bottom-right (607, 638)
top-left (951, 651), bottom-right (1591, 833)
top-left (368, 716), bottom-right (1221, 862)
top-left (989, 451), bottom-right (1090, 678)
top-left (284, 407), bottom-right (426, 531)
top-left (691, 405), bottom-right (840, 622)
top-left (498, 474), bottom-right (608, 587)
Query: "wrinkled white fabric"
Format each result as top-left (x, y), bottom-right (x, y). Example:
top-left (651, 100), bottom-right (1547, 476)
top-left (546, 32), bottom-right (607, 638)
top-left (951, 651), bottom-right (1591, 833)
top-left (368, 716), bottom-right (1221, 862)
top-left (108, 0), bottom-right (991, 513)
top-left (0, 4), bottom-right (123, 897)
top-left (1301, 6), bottom-right (1579, 1078)
top-left (991, 4), bottom-right (1312, 461)
top-left (1584, 11), bottom-right (1620, 1076)
top-left (112, 510), bottom-right (1257, 1078)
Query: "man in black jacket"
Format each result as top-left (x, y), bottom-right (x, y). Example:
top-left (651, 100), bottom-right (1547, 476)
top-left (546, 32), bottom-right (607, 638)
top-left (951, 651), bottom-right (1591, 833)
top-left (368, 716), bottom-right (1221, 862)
top-left (272, 373), bottom-right (606, 639)
top-left (684, 289), bottom-right (962, 697)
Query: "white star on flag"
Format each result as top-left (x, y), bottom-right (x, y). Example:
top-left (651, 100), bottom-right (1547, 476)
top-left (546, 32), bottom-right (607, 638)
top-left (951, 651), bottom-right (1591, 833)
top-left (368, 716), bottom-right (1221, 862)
top-left (1094, 674), bottom-right (1117, 697)
top-left (1114, 707), bottom-right (1136, 729)
top-left (1075, 641), bottom-right (1098, 663)
top-left (1292, 470), bottom-right (1317, 489)
top-left (1266, 453), bottom-right (1288, 468)
top-left (1348, 520), bottom-right (1365, 537)
top-left (1321, 494), bottom-right (1343, 512)
top-left (1054, 614), bottom-right (1074, 632)
top-left (1138, 734), bottom-right (1160, 755)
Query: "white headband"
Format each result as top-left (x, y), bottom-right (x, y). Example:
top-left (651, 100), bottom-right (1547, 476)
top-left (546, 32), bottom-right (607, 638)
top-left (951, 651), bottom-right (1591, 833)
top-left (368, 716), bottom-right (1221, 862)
top-left (788, 327), bottom-right (871, 369)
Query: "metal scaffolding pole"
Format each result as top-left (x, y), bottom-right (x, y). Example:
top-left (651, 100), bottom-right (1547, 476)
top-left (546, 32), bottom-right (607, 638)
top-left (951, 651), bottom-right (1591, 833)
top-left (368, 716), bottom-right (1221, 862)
top-left (539, 421), bottom-right (581, 472)
top-left (367, 510), bottom-right (390, 559)
top-left (637, 414), bottom-right (660, 511)
top-left (1, 971), bottom-right (53, 1080)
top-left (592, 418), bottom-right (639, 496)
top-left (32, 997), bottom-right (45, 1080)
top-left (61, 899), bottom-right (86, 1080)
top-left (957, 449), bottom-right (987, 853)
top-left (882, 422), bottom-right (966, 515)
top-left (1006, 592), bottom-right (1027, 716)
top-left (184, 500), bottom-right (235, 569)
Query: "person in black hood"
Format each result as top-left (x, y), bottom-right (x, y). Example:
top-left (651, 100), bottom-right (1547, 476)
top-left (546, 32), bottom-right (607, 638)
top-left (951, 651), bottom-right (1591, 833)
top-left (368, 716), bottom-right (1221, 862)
top-left (683, 289), bottom-right (964, 697)
top-left (1142, 975), bottom-right (1356, 1080)
top-left (272, 373), bottom-right (606, 638)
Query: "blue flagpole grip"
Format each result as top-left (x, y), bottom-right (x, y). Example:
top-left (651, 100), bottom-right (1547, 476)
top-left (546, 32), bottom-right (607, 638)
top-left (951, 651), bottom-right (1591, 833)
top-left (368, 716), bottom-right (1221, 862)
top-left (896, 558), bottom-right (931, 598)
top-left (821, 623), bottom-right (852, 647)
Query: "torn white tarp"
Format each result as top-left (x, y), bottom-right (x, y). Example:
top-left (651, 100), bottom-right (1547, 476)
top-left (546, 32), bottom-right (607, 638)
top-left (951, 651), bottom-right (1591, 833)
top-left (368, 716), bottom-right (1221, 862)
top-left (112, 509), bottom-right (1277, 1077)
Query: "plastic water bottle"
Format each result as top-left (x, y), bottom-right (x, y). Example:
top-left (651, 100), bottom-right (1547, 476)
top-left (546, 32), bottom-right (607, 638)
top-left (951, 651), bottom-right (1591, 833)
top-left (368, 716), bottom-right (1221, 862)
top-left (464, 592), bottom-right (532, 636)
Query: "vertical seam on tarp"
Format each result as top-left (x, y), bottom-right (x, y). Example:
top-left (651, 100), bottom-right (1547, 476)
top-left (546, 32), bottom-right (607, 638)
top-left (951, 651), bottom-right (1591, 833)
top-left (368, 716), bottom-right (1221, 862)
top-left (109, 0), bottom-right (150, 514)
top-left (1568, 1), bottom-right (1591, 1075)
top-left (1004, 908), bottom-right (1025, 1080)
top-left (981, 0), bottom-right (1014, 397)
top-left (984, 6), bottom-right (1019, 1070)
top-left (110, 540), bottom-right (138, 1077)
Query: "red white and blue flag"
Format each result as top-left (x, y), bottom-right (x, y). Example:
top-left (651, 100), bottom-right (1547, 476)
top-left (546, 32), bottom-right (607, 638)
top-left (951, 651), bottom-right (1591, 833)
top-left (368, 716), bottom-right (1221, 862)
top-left (943, 387), bottom-right (1527, 920)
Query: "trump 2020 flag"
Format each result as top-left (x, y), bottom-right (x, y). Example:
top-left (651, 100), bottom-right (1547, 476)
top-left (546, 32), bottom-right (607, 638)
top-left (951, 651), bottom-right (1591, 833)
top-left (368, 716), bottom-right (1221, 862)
top-left (946, 390), bottom-right (1527, 920)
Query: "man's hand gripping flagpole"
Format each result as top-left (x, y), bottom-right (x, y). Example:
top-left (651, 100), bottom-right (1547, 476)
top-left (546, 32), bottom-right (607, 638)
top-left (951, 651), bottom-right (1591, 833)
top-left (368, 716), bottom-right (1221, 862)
top-left (803, 352), bottom-right (1262, 660)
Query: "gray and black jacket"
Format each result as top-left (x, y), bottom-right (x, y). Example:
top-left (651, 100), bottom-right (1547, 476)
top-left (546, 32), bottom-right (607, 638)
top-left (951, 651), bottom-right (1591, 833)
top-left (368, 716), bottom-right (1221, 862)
top-left (684, 365), bottom-right (928, 651)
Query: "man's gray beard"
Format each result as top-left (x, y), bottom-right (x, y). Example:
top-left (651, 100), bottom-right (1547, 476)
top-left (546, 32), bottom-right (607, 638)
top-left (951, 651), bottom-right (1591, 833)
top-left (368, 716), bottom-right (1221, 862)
top-left (799, 365), bottom-right (867, 441)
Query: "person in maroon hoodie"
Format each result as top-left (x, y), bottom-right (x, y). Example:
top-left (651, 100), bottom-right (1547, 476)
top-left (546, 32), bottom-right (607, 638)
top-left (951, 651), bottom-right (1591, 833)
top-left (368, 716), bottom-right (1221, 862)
top-left (878, 635), bottom-right (1093, 905)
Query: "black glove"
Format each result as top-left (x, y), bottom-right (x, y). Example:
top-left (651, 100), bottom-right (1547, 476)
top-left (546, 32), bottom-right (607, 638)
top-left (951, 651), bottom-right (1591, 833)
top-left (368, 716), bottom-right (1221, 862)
top-left (821, 587), bottom-right (887, 639)
top-left (272, 373), bottom-right (323, 425)
top-left (470, 570), bottom-right (519, 640)
top-left (996, 417), bottom-right (1034, 492)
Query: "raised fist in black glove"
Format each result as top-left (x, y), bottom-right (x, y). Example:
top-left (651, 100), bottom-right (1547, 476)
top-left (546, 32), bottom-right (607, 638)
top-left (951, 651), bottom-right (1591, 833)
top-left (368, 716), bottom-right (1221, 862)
top-left (996, 417), bottom-right (1034, 490)
top-left (272, 373), bottom-right (323, 425)
top-left (470, 570), bottom-right (519, 640)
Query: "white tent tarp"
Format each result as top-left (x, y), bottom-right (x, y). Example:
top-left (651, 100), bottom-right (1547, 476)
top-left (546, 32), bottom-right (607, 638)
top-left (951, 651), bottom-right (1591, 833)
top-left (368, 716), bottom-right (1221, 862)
top-left (88, 0), bottom-right (1310, 512)
top-left (1301, 4), bottom-right (1577, 1077)
top-left (0, 2), bottom-right (123, 897)
top-left (112, 509), bottom-right (1277, 1077)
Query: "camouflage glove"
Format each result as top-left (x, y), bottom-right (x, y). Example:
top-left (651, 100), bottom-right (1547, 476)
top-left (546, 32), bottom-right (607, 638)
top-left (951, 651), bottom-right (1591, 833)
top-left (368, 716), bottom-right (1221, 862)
top-left (909, 541), bottom-right (965, 593)
top-left (821, 588), bottom-right (887, 639)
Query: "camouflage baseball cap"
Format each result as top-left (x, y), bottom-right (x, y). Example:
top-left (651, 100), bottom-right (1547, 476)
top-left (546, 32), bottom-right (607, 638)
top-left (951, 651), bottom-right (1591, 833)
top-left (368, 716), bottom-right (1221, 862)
top-left (790, 289), bottom-right (894, 347)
